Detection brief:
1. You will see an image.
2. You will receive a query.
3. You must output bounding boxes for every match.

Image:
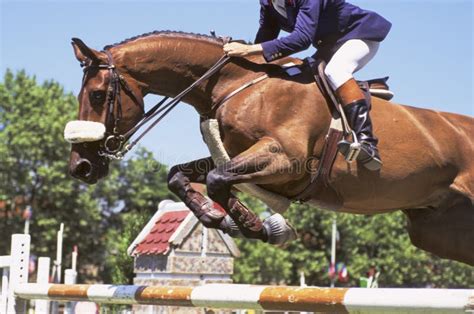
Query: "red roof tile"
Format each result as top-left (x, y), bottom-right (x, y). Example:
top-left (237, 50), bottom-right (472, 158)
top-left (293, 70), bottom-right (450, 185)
top-left (134, 210), bottom-right (189, 255)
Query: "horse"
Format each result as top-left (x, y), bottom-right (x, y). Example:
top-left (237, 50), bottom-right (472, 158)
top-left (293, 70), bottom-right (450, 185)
top-left (66, 31), bottom-right (474, 265)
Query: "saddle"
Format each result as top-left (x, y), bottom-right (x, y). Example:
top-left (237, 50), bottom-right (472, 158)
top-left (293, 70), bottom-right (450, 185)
top-left (282, 59), bottom-right (394, 103)
top-left (358, 77), bottom-right (394, 101)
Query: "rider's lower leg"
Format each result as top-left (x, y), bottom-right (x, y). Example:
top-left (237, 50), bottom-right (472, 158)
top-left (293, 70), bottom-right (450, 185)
top-left (336, 78), bottom-right (382, 171)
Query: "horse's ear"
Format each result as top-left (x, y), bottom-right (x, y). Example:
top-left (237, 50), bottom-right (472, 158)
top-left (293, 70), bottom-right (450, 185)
top-left (71, 38), bottom-right (101, 64)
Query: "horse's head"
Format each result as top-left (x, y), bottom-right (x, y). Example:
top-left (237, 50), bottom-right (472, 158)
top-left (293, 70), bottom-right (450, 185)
top-left (66, 38), bottom-right (144, 184)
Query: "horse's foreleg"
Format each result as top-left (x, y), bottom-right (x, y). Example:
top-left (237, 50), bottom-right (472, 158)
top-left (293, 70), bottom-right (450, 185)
top-left (206, 137), bottom-right (297, 244)
top-left (168, 157), bottom-right (231, 230)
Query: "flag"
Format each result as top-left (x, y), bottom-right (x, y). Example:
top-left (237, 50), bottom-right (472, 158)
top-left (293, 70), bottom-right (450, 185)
top-left (328, 262), bottom-right (336, 279)
top-left (23, 205), bottom-right (32, 220)
top-left (338, 263), bottom-right (349, 283)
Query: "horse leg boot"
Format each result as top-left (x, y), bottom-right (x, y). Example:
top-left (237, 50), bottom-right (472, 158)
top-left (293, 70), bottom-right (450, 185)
top-left (206, 167), bottom-right (267, 241)
top-left (167, 157), bottom-right (240, 235)
top-left (206, 137), bottom-right (297, 244)
top-left (336, 78), bottom-right (382, 171)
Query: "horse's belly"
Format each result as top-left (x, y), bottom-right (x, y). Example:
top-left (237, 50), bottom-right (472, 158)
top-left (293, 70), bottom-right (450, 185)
top-left (330, 154), bottom-right (459, 212)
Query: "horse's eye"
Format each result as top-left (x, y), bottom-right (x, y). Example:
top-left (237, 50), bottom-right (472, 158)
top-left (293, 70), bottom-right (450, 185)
top-left (89, 90), bottom-right (106, 105)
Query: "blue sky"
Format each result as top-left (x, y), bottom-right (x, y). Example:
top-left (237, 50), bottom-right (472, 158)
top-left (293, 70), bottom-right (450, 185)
top-left (1, 0), bottom-right (472, 165)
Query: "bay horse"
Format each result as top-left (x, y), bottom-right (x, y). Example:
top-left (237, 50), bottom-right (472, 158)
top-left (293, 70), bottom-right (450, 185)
top-left (67, 31), bottom-right (474, 265)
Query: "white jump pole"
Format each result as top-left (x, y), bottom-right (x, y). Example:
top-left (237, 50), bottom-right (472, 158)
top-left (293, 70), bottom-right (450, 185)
top-left (64, 269), bottom-right (78, 314)
top-left (51, 223), bottom-right (64, 314)
top-left (35, 257), bottom-right (51, 314)
top-left (0, 256), bottom-right (11, 314)
top-left (7, 234), bottom-right (30, 314)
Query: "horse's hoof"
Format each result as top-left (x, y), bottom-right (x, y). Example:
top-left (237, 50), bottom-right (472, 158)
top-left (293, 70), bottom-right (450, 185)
top-left (263, 213), bottom-right (297, 245)
top-left (220, 215), bottom-right (243, 238)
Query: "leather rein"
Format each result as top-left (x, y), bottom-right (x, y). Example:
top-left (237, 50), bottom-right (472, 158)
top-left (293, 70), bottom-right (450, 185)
top-left (80, 50), bottom-right (231, 160)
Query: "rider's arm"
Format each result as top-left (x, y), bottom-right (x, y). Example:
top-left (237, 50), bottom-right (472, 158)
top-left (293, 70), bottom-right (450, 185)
top-left (261, 0), bottom-right (320, 62)
top-left (255, 4), bottom-right (281, 44)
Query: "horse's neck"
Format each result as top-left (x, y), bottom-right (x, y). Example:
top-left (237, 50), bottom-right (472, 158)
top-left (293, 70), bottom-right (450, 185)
top-left (111, 36), bottom-right (228, 113)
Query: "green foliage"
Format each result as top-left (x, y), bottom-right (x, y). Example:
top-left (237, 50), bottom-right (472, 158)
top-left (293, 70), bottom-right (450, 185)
top-left (1, 69), bottom-right (471, 289)
top-left (0, 69), bottom-right (102, 269)
top-left (104, 210), bottom-right (150, 285)
top-left (233, 195), bottom-right (293, 284)
top-left (0, 70), bottom-right (173, 284)
top-left (233, 198), bottom-right (474, 288)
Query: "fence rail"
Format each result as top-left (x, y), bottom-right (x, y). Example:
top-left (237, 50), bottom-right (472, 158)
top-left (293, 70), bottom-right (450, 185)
top-left (14, 283), bottom-right (474, 313)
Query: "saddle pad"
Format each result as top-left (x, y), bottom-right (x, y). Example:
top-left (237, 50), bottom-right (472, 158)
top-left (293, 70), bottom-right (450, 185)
top-left (280, 62), bottom-right (395, 100)
top-left (200, 119), bottom-right (291, 214)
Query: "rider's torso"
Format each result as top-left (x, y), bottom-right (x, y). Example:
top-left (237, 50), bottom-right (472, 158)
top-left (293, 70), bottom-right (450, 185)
top-left (263, 0), bottom-right (391, 49)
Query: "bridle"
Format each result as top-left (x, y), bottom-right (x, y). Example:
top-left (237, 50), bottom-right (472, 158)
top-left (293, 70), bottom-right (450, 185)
top-left (80, 48), bottom-right (230, 160)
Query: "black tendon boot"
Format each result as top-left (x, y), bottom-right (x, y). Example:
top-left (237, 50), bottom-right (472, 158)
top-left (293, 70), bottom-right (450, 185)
top-left (338, 99), bottom-right (382, 171)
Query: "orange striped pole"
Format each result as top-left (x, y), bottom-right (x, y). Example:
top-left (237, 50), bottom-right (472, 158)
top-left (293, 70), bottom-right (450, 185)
top-left (14, 283), bottom-right (474, 313)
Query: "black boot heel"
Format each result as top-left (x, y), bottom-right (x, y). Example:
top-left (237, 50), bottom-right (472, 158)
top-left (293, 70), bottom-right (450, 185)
top-left (337, 140), bottom-right (382, 171)
top-left (357, 143), bottom-right (383, 171)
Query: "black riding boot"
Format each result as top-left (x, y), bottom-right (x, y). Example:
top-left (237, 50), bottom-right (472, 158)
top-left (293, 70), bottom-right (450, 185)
top-left (338, 99), bottom-right (382, 171)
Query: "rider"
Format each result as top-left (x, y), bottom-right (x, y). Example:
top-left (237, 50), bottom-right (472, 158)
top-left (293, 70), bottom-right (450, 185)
top-left (223, 0), bottom-right (391, 171)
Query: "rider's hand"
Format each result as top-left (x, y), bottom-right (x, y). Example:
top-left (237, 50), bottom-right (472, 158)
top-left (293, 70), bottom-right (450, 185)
top-left (223, 42), bottom-right (263, 57)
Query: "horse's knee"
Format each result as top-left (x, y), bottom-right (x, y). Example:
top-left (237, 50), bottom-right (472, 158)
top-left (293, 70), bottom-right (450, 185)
top-left (206, 169), bottom-right (228, 200)
top-left (167, 167), bottom-right (186, 194)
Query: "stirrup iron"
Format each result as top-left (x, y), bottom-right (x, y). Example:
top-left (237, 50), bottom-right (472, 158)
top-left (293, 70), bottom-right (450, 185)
top-left (344, 131), bottom-right (361, 163)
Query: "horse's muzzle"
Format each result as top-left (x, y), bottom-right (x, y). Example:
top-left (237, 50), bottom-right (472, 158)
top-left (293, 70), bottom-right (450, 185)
top-left (69, 158), bottom-right (97, 184)
top-left (69, 145), bottom-right (109, 184)
top-left (72, 158), bottom-right (93, 178)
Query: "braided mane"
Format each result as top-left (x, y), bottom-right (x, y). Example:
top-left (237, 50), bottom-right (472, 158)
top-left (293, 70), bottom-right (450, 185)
top-left (103, 30), bottom-right (226, 50)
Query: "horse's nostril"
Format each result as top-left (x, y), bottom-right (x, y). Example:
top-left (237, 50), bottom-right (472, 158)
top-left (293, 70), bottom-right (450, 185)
top-left (74, 159), bottom-right (93, 178)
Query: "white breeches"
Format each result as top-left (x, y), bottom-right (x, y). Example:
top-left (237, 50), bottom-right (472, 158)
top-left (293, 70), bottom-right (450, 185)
top-left (324, 39), bottom-right (380, 90)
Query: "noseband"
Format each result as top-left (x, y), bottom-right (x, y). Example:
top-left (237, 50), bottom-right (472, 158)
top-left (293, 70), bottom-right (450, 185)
top-left (78, 49), bottom-right (230, 160)
top-left (80, 50), bottom-right (144, 159)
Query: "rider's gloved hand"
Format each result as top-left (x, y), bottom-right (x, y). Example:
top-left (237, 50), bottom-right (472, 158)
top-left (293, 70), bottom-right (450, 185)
top-left (223, 42), bottom-right (263, 57)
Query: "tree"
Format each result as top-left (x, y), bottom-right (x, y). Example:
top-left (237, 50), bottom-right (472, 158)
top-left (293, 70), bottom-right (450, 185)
top-left (100, 148), bottom-right (176, 284)
top-left (0, 70), bottom-right (174, 283)
top-left (0, 70), bottom-right (103, 269)
top-left (233, 198), bottom-right (474, 288)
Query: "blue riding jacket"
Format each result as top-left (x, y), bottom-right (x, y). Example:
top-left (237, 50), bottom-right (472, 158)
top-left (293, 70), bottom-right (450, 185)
top-left (255, 0), bottom-right (392, 62)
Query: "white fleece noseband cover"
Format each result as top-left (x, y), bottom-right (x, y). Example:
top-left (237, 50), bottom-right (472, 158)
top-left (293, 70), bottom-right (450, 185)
top-left (64, 121), bottom-right (106, 143)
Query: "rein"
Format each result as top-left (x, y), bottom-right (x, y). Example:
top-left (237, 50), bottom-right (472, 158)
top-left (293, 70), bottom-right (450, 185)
top-left (82, 52), bottom-right (230, 160)
top-left (120, 54), bottom-right (231, 159)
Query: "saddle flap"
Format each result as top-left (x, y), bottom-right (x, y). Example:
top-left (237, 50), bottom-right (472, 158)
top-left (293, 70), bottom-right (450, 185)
top-left (366, 76), bottom-right (389, 87)
top-left (358, 76), bottom-right (394, 101)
